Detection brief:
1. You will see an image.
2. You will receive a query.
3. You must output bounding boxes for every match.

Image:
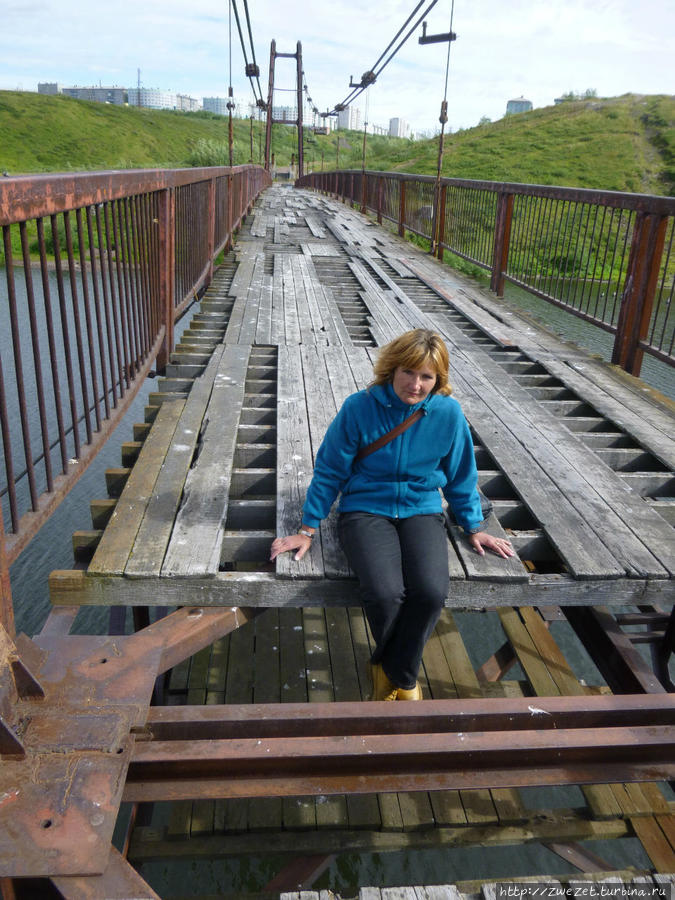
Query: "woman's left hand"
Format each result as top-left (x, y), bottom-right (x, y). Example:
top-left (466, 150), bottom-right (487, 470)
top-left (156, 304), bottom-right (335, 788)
top-left (468, 531), bottom-right (515, 558)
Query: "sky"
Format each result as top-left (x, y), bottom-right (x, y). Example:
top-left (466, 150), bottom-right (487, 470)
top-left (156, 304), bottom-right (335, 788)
top-left (1, 0), bottom-right (673, 134)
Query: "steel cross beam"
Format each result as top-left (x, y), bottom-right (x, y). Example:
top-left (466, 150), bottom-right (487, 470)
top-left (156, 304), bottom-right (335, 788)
top-left (124, 695), bottom-right (675, 802)
top-left (0, 607), bottom-right (259, 878)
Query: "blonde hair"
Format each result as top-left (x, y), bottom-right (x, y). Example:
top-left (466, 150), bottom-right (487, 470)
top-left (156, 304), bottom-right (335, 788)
top-left (371, 329), bottom-right (452, 396)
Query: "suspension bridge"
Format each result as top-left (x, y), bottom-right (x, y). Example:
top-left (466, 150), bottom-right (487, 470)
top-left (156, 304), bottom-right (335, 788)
top-left (1, 1), bottom-right (675, 895)
top-left (0, 170), bottom-right (673, 897)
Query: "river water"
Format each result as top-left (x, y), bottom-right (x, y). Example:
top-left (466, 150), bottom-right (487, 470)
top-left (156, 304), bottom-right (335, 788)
top-left (3, 268), bottom-right (666, 892)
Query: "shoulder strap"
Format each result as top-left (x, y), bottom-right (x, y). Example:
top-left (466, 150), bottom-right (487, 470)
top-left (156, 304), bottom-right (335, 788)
top-left (355, 408), bottom-right (424, 461)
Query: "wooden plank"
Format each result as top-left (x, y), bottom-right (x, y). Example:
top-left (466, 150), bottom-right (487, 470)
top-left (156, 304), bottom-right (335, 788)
top-left (276, 344), bottom-right (325, 579)
top-left (348, 260), bottom-right (417, 337)
top-left (219, 616), bottom-right (255, 833)
top-left (497, 606), bottom-right (623, 820)
top-left (446, 519), bottom-right (528, 582)
top-left (319, 282), bottom-right (354, 347)
top-left (129, 806), bottom-right (631, 858)
top-left (87, 398), bottom-right (186, 576)
top-left (223, 294), bottom-right (248, 342)
top-left (325, 607), bottom-right (381, 831)
top-left (271, 254), bottom-right (285, 344)
top-left (631, 815), bottom-right (675, 872)
top-left (255, 272), bottom-right (274, 345)
top-left (247, 609), bottom-right (284, 832)
top-left (433, 612), bottom-right (499, 825)
top-left (51, 566), bottom-right (673, 609)
top-left (228, 254), bottom-right (256, 298)
top-left (297, 255), bottom-right (340, 346)
top-left (305, 214), bottom-right (326, 238)
top-left (162, 344), bottom-right (251, 576)
top-left (381, 254), bottom-right (417, 278)
top-left (300, 346), bottom-right (348, 579)
top-left (282, 253), bottom-right (303, 345)
top-left (125, 360), bottom-right (228, 576)
top-left (421, 625), bottom-right (468, 827)
top-left (239, 254), bottom-right (266, 344)
top-left (280, 606), bottom-right (317, 831)
top-left (305, 608), bottom-right (348, 830)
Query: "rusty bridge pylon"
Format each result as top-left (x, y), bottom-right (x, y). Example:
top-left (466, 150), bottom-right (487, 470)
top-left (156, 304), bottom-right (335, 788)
top-left (264, 40), bottom-right (305, 177)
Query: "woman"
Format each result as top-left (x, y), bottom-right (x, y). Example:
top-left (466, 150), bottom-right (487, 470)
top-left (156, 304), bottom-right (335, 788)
top-left (270, 329), bottom-right (514, 701)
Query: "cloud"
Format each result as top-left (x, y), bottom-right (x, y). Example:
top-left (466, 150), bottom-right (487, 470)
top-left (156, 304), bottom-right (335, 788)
top-left (0, 0), bottom-right (672, 131)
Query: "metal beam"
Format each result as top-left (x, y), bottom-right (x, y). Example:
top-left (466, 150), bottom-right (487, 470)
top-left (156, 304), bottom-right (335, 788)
top-left (124, 694), bottom-right (675, 802)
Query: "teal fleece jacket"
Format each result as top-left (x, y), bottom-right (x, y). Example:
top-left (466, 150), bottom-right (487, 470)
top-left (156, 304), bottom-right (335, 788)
top-left (302, 381), bottom-right (484, 532)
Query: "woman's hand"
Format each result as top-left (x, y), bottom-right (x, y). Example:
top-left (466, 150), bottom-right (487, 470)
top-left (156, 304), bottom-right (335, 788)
top-left (468, 531), bottom-right (515, 558)
top-left (270, 533), bottom-right (312, 562)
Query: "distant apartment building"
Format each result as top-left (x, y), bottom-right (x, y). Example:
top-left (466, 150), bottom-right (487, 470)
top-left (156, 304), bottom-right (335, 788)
top-left (203, 97), bottom-right (231, 115)
top-left (127, 88), bottom-right (198, 111)
top-left (37, 82), bottom-right (62, 95)
top-left (175, 93), bottom-right (200, 112)
top-left (389, 117), bottom-right (409, 138)
top-left (39, 83), bottom-right (126, 104)
top-left (505, 96), bottom-right (533, 115)
top-left (337, 105), bottom-right (361, 131)
top-left (272, 105), bottom-right (298, 123)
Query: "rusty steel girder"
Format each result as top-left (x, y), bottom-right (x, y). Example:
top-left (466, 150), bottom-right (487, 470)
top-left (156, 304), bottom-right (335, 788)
top-left (3, 607), bottom-right (675, 882)
top-left (0, 606), bottom-right (258, 878)
top-left (0, 628), bottom-right (160, 878)
top-left (124, 694), bottom-right (675, 803)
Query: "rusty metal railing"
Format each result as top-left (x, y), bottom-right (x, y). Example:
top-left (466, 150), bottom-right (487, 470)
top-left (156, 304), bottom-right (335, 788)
top-left (0, 165), bottom-right (271, 632)
top-left (297, 170), bottom-right (675, 378)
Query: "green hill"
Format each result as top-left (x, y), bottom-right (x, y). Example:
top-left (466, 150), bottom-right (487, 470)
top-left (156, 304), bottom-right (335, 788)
top-left (0, 90), bottom-right (673, 195)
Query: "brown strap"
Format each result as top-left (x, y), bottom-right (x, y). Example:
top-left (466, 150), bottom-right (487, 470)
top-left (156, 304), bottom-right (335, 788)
top-left (355, 408), bottom-right (424, 460)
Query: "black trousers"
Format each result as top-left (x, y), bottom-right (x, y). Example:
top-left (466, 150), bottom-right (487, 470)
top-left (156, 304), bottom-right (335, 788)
top-left (338, 512), bottom-right (449, 689)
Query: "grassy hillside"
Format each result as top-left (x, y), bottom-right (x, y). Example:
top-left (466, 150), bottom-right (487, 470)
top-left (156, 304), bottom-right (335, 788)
top-left (341, 94), bottom-right (675, 195)
top-left (0, 90), bottom-right (673, 195)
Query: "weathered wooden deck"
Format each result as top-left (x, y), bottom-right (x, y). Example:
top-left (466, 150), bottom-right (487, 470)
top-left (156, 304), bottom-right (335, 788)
top-left (52, 186), bottom-right (675, 611)
top-left (52, 184), bottom-right (675, 885)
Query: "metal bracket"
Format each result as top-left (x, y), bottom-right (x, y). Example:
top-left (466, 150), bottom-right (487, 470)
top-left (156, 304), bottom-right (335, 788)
top-left (419, 20), bottom-right (457, 44)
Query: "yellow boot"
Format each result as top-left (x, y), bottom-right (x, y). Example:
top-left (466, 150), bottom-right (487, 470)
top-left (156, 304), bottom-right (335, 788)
top-left (396, 682), bottom-right (422, 700)
top-left (369, 663), bottom-right (398, 701)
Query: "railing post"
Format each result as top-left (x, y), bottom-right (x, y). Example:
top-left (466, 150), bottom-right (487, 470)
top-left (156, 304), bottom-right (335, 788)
top-left (377, 177), bottom-right (383, 225)
top-left (361, 173), bottom-right (367, 215)
top-left (491, 192), bottom-right (514, 297)
top-left (612, 212), bottom-right (669, 376)
top-left (0, 514), bottom-right (14, 637)
top-left (156, 187), bottom-right (175, 374)
top-left (436, 183), bottom-right (447, 261)
top-left (398, 181), bottom-right (406, 238)
top-left (207, 176), bottom-right (216, 287)
top-left (226, 172), bottom-right (234, 251)
top-left (350, 174), bottom-right (355, 208)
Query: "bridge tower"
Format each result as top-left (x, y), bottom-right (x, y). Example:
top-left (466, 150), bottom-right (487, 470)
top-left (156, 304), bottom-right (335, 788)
top-left (264, 40), bottom-right (304, 178)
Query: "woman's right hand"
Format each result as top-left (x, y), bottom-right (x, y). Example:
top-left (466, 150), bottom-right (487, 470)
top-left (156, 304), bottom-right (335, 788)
top-left (270, 533), bottom-right (313, 561)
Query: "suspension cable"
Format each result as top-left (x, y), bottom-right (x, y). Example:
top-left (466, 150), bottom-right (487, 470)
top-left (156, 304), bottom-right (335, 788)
top-left (241, 0), bottom-right (264, 102)
top-left (431, 0), bottom-right (456, 254)
top-left (329, 0), bottom-right (439, 115)
top-left (231, 0), bottom-right (264, 106)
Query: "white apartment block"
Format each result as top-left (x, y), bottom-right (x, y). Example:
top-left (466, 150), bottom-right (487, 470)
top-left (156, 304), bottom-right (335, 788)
top-left (337, 105), bottom-right (361, 131)
top-left (127, 88), bottom-right (188, 110)
top-left (389, 117), bottom-right (409, 138)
